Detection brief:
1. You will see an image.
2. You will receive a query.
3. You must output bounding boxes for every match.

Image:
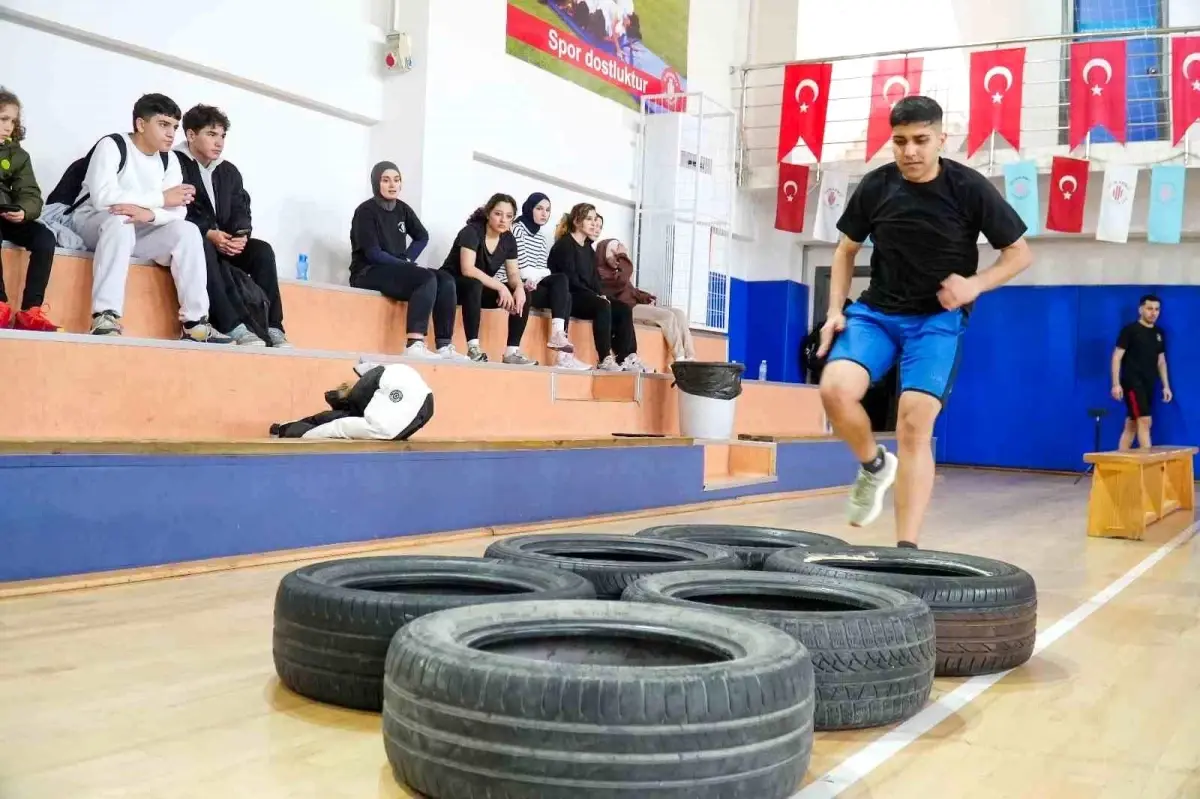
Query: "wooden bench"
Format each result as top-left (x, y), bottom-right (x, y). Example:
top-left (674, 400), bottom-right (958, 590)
top-left (1083, 446), bottom-right (1197, 540)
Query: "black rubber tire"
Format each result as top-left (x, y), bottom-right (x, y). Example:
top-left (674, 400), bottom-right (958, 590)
top-left (623, 571), bottom-right (935, 730)
top-left (483, 533), bottom-right (744, 597)
top-left (635, 524), bottom-right (848, 569)
top-left (272, 556), bottom-right (596, 710)
top-left (382, 599), bottom-right (815, 798)
top-left (764, 547), bottom-right (1037, 676)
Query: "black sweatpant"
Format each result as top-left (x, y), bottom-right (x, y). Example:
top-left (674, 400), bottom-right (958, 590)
top-left (0, 218), bottom-right (56, 309)
top-left (203, 238), bottom-right (286, 333)
top-left (228, 239), bottom-right (284, 330)
top-left (455, 272), bottom-right (573, 347)
top-left (568, 291), bottom-right (637, 361)
top-left (352, 261), bottom-right (456, 343)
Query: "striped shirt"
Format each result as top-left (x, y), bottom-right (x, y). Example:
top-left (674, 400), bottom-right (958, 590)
top-left (508, 219), bottom-right (552, 285)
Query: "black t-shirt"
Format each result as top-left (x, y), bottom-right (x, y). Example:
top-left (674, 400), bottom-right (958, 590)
top-left (441, 223), bottom-right (519, 278)
top-left (349, 199), bottom-right (428, 277)
top-left (1117, 322), bottom-right (1165, 387)
top-left (837, 158), bottom-right (1028, 315)
top-left (547, 234), bottom-right (602, 294)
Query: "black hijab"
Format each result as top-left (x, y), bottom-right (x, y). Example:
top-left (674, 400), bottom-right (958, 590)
top-left (519, 192), bottom-right (550, 234)
top-left (371, 160), bottom-right (400, 211)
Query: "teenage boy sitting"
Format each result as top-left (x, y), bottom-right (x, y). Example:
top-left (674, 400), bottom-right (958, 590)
top-left (176, 104), bottom-right (289, 347)
top-left (70, 94), bottom-right (229, 341)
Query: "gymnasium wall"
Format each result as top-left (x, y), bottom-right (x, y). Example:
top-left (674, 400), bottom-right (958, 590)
top-left (934, 285), bottom-right (1199, 472)
top-left (0, 0), bottom-right (383, 285)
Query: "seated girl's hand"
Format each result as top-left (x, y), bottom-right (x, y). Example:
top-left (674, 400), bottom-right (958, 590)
top-left (496, 284), bottom-right (515, 311)
top-left (512, 285), bottom-right (526, 316)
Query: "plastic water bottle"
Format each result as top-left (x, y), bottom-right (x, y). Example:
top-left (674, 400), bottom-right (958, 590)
top-left (758, 360), bottom-right (768, 380)
top-left (296, 253), bottom-right (309, 281)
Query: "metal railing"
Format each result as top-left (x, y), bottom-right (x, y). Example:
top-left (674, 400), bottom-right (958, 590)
top-left (734, 25), bottom-right (1200, 185)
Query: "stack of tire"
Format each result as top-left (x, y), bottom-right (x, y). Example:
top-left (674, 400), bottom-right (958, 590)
top-left (270, 525), bottom-right (1036, 799)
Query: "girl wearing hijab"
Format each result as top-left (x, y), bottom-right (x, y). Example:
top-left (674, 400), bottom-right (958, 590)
top-left (349, 161), bottom-right (467, 361)
top-left (596, 238), bottom-right (695, 363)
top-left (547, 202), bottom-right (639, 371)
top-left (510, 192), bottom-right (588, 369)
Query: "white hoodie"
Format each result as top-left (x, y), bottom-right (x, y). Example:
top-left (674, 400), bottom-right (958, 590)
top-left (74, 133), bottom-right (185, 227)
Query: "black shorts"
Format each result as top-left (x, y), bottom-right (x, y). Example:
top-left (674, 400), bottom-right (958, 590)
top-left (1123, 383), bottom-right (1153, 420)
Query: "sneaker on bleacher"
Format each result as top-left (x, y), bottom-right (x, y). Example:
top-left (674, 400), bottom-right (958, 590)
top-left (14, 305), bottom-right (61, 332)
top-left (621, 353), bottom-right (651, 373)
top-left (437, 344), bottom-right (470, 362)
top-left (181, 318), bottom-right (234, 344)
top-left (598, 355), bottom-right (622, 371)
top-left (502, 351), bottom-right (537, 366)
top-left (268, 328), bottom-right (291, 348)
top-left (226, 324), bottom-right (266, 346)
top-left (90, 310), bottom-right (123, 336)
top-left (555, 351), bottom-right (591, 370)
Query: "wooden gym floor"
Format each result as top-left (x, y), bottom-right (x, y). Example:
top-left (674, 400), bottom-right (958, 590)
top-left (0, 468), bottom-right (1197, 799)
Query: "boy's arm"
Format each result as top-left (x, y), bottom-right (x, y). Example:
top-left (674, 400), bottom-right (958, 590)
top-left (12, 153), bottom-right (44, 221)
top-left (227, 165), bottom-right (253, 234)
top-left (82, 137), bottom-right (163, 211)
top-left (151, 153), bottom-right (187, 225)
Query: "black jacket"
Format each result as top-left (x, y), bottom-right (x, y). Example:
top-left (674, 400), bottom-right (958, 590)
top-left (174, 151), bottom-right (252, 236)
top-left (547, 234), bottom-right (603, 295)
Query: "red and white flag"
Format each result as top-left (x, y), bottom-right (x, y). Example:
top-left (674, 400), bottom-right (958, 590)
top-left (778, 62), bottom-right (833, 163)
top-left (967, 47), bottom-right (1025, 156)
top-left (1068, 40), bottom-right (1127, 149)
top-left (812, 169), bottom-right (850, 243)
top-left (865, 57), bottom-right (924, 160)
top-left (1171, 36), bottom-right (1200, 145)
top-left (775, 162), bottom-right (811, 233)
top-left (1095, 163), bottom-right (1139, 243)
top-left (1046, 156), bottom-right (1090, 234)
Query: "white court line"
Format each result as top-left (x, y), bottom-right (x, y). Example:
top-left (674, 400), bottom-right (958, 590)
top-left (793, 521), bottom-right (1199, 799)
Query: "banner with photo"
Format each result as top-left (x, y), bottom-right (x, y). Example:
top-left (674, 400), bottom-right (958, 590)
top-left (506, 0), bottom-right (690, 112)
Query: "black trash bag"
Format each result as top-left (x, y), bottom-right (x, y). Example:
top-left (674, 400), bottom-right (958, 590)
top-left (670, 361), bottom-right (745, 401)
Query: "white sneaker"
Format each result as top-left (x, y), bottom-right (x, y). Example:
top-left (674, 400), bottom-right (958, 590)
top-left (437, 344), bottom-right (471, 362)
top-left (597, 355), bottom-right (622, 371)
top-left (547, 330), bottom-right (574, 353)
top-left (402, 341), bottom-right (442, 361)
top-left (621, 353), bottom-right (650, 373)
top-left (555, 351), bottom-right (592, 371)
top-left (847, 449), bottom-right (899, 527)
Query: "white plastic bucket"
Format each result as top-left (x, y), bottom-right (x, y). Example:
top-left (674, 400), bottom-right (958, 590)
top-left (678, 391), bottom-right (738, 439)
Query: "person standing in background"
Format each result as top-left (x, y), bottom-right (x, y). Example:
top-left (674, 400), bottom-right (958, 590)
top-left (1111, 294), bottom-right (1172, 450)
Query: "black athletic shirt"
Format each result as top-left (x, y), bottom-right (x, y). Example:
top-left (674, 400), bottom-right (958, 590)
top-left (349, 199), bottom-right (428, 278)
top-left (1116, 322), bottom-right (1165, 387)
top-left (837, 158), bottom-right (1028, 315)
top-left (440, 222), bottom-right (519, 278)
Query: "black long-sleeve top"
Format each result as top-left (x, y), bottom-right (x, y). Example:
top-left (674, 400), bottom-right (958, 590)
top-left (547, 233), bottom-right (602, 294)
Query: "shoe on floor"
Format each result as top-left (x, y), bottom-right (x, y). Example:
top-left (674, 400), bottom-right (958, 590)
top-left (555, 351), bottom-right (591, 371)
top-left (437, 344), bottom-right (471, 362)
top-left (228, 323), bottom-right (266, 346)
top-left (466, 343), bottom-right (488, 362)
top-left (268, 328), bottom-right (292, 348)
top-left (402, 341), bottom-right (442, 360)
top-left (847, 448), bottom-right (898, 527)
top-left (597, 355), bottom-right (622, 371)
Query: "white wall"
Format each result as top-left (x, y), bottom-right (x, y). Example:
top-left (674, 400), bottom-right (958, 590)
top-left (0, 0), bottom-right (384, 284)
top-left (1171, 0), bottom-right (1200, 26)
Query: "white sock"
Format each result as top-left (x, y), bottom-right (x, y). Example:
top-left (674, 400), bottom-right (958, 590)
top-left (468, 338), bottom-right (480, 348)
top-left (551, 318), bottom-right (565, 334)
top-left (505, 345), bottom-right (519, 355)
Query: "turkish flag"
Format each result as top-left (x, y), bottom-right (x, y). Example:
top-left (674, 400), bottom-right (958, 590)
top-left (775, 163), bottom-right (811, 233)
top-left (1068, 40), bottom-right (1127, 149)
top-left (866, 57), bottom-right (923, 160)
top-left (967, 47), bottom-right (1026, 156)
top-left (1046, 156), bottom-right (1090, 233)
top-left (778, 62), bottom-right (833, 162)
top-left (1171, 36), bottom-right (1200, 145)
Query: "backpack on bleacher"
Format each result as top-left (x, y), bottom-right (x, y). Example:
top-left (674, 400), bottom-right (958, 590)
top-left (47, 133), bottom-right (169, 214)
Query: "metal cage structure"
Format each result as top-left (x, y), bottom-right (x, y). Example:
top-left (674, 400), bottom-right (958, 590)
top-left (632, 91), bottom-right (738, 334)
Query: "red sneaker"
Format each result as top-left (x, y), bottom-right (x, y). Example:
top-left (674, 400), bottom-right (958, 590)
top-left (0, 301), bottom-right (12, 329)
top-left (15, 305), bottom-right (61, 332)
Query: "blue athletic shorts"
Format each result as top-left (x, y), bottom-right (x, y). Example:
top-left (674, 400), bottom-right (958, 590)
top-left (827, 302), bottom-right (967, 404)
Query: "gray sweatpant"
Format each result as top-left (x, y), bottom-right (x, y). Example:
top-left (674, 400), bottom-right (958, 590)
top-left (74, 212), bottom-right (209, 322)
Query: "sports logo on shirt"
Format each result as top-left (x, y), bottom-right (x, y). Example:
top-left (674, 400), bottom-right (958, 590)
top-left (398, 221), bottom-right (406, 234)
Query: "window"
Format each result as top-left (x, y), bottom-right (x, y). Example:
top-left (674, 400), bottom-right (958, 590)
top-left (1068, 0), bottom-right (1167, 143)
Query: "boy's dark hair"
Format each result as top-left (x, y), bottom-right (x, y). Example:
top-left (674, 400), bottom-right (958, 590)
top-left (132, 93), bottom-right (182, 128)
top-left (1140, 293), bottom-right (1161, 306)
top-left (0, 86), bottom-right (26, 142)
top-left (889, 95), bottom-right (943, 128)
top-left (466, 193), bottom-right (518, 226)
top-left (182, 104), bottom-right (231, 134)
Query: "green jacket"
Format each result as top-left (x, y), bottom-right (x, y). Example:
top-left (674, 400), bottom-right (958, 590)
top-left (0, 139), bottom-right (44, 222)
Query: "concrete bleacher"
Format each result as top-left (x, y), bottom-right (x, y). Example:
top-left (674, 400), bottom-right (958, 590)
top-left (0, 245), bottom-right (863, 591)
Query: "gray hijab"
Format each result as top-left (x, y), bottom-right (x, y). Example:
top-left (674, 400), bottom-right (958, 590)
top-left (371, 160), bottom-right (400, 211)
